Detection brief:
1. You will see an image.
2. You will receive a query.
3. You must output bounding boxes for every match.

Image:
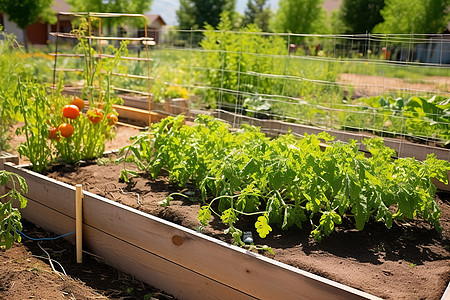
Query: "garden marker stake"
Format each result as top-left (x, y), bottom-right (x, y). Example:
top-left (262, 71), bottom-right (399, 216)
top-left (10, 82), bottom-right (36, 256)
top-left (76, 184), bottom-right (83, 263)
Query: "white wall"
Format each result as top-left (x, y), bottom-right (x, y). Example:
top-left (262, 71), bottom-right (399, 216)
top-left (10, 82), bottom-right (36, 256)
top-left (3, 15), bottom-right (24, 43)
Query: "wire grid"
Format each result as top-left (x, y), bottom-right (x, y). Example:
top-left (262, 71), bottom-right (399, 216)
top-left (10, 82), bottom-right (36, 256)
top-left (51, 21), bottom-right (450, 151)
top-left (149, 30), bottom-right (449, 149)
top-left (51, 12), bottom-right (155, 122)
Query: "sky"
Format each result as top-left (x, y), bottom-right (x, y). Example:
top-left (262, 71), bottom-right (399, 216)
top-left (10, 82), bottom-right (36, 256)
top-left (150, 0), bottom-right (279, 26)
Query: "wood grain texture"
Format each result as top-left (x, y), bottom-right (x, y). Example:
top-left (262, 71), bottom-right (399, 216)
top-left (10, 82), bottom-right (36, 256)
top-left (4, 163), bottom-right (380, 300)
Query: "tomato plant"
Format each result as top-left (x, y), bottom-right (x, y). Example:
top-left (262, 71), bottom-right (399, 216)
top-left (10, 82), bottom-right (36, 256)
top-left (48, 127), bottom-right (59, 140)
top-left (106, 113), bottom-right (118, 126)
top-left (118, 115), bottom-right (450, 244)
top-left (58, 123), bottom-right (74, 138)
top-left (15, 81), bottom-right (53, 172)
top-left (0, 170), bottom-right (28, 250)
top-left (62, 104), bottom-right (80, 119)
top-left (87, 109), bottom-right (103, 124)
top-left (71, 97), bottom-right (85, 111)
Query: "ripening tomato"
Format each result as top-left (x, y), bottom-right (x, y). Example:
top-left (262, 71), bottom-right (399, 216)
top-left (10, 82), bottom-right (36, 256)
top-left (87, 109), bottom-right (103, 124)
top-left (59, 123), bottom-right (74, 138)
top-left (106, 113), bottom-right (118, 126)
top-left (62, 104), bottom-right (80, 119)
top-left (71, 97), bottom-right (85, 111)
top-left (48, 127), bottom-right (59, 140)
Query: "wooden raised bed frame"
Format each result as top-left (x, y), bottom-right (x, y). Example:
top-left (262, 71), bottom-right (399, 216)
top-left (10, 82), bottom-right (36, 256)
top-left (0, 161), bottom-right (382, 300)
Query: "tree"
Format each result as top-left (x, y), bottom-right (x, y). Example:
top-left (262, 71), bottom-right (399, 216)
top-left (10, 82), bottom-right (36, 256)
top-left (0, 0), bottom-right (56, 52)
top-left (176, 0), bottom-right (236, 30)
top-left (242, 0), bottom-right (272, 32)
top-left (338, 0), bottom-right (385, 33)
top-left (374, 0), bottom-right (450, 34)
top-left (271, 0), bottom-right (328, 39)
top-left (67, 0), bottom-right (153, 34)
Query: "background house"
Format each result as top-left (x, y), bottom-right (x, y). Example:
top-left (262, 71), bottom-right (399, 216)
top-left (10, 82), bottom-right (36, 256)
top-left (1, 0), bottom-right (166, 46)
top-left (136, 14), bottom-right (166, 45)
top-left (0, 0), bottom-right (71, 45)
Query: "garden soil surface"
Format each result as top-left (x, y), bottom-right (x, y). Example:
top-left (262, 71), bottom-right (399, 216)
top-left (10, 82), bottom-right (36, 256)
top-left (3, 124), bottom-right (450, 300)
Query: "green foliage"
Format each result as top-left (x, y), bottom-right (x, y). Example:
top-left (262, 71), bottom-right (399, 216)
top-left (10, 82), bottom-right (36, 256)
top-left (67, 0), bottom-right (153, 29)
top-left (0, 170), bottom-right (28, 250)
top-left (118, 115), bottom-right (449, 244)
top-left (0, 0), bottom-right (55, 29)
top-left (338, 0), bottom-right (386, 33)
top-left (242, 0), bottom-right (272, 32)
top-left (199, 14), bottom-right (286, 104)
top-left (176, 0), bottom-right (237, 29)
top-left (272, 0), bottom-right (329, 39)
top-left (0, 28), bottom-right (31, 151)
top-left (343, 95), bottom-right (450, 145)
top-left (164, 86), bottom-right (188, 99)
top-left (374, 0), bottom-right (450, 34)
top-left (0, 0), bottom-right (55, 51)
top-left (15, 81), bottom-right (53, 173)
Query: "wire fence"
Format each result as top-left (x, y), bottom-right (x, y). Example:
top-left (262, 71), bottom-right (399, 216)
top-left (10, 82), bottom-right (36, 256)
top-left (145, 29), bottom-right (450, 147)
top-left (51, 20), bottom-right (450, 149)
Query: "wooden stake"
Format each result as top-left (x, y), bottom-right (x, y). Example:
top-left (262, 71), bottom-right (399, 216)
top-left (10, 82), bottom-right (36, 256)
top-left (75, 184), bottom-right (83, 263)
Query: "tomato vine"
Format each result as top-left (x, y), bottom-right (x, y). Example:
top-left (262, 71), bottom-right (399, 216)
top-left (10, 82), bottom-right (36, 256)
top-left (118, 115), bottom-right (449, 244)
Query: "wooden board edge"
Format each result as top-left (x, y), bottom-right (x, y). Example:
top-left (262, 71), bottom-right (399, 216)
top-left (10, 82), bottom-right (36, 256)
top-left (16, 195), bottom-right (255, 300)
top-left (441, 281), bottom-right (450, 300)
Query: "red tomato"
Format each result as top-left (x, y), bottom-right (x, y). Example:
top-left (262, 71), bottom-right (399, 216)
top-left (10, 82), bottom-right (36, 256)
top-left (58, 123), bottom-right (74, 138)
top-left (62, 105), bottom-right (80, 119)
top-left (87, 109), bottom-right (103, 124)
top-left (71, 97), bottom-right (85, 111)
top-left (48, 127), bottom-right (59, 140)
top-left (106, 113), bottom-right (118, 126)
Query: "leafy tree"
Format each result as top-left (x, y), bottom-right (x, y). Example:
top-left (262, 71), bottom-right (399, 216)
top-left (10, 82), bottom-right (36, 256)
top-left (67, 0), bottom-right (153, 34)
top-left (0, 0), bottom-right (56, 52)
top-left (176, 0), bottom-right (236, 29)
top-left (338, 0), bottom-right (385, 33)
top-left (374, 0), bottom-right (450, 33)
top-left (271, 0), bottom-right (328, 40)
top-left (242, 0), bottom-right (272, 32)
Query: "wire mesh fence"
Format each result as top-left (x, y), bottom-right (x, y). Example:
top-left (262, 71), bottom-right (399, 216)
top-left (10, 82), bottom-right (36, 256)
top-left (51, 18), bottom-right (450, 150)
top-left (146, 29), bottom-right (450, 147)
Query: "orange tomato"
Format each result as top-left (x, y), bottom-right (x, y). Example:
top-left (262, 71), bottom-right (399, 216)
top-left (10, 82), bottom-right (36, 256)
top-left (62, 104), bottom-right (80, 119)
top-left (48, 127), bottom-right (59, 140)
top-left (59, 123), bottom-right (74, 138)
top-left (87, 109), bottom-right (103, 124)
top-left (106, 113), bottom-right (118, 126)
top-left (71, 97), bottom-right (85, 111)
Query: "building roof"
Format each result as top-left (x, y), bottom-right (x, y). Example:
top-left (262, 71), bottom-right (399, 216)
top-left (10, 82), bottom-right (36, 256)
top-left (323, 0), bottom-right (342, 14)
top-left (52, 0), bottom-right (71, 13)
top-left (146, 14), bottom-right (166, 27)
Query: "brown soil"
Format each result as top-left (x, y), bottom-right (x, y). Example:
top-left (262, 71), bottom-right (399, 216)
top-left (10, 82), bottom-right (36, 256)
top-left (2, 124), bottom-right (177, 299)
top-left (3, 124), bottom-right (450, 300)
top-left (339, 73), bottom-right (450, 98)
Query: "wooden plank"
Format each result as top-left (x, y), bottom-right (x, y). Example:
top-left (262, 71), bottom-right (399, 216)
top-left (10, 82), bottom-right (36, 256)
top-left (442, 282), bottom-right (450, 300)
top-left (10, 193), bottom-right (252, 300)
top-left (4, 163), bottom-right (379, 299)
top-left (4, 164), bottom-right (76, 217)
top-left (82, 224), bottom-right (254, 300)
top-left (214, 110), bottom-right (450, 162)
top-left (81, 191), bottom-right (378, 300)
top-left (0, 152), bottom-right (19, 165)
top-left (112, 104), bottom-right (168, 126)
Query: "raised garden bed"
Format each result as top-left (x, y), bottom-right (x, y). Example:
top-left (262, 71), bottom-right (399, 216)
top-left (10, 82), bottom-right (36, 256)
top-left (1, 161), bottom-right (379, 300)
top-left (2, 157), bottom-right (449, 300)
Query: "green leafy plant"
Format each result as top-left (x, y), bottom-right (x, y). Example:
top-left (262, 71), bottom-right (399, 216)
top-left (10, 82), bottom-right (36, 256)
top-left (117, 115), bottom-right (449, 244)
top-left (0, 170), bottom-right (28, 250)
top-left (164, 85), bottom-right (188, 99)
top-left (0, 27), bottom-right (32, 151)
top-left (15, 80), bottom-right (53, 172)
